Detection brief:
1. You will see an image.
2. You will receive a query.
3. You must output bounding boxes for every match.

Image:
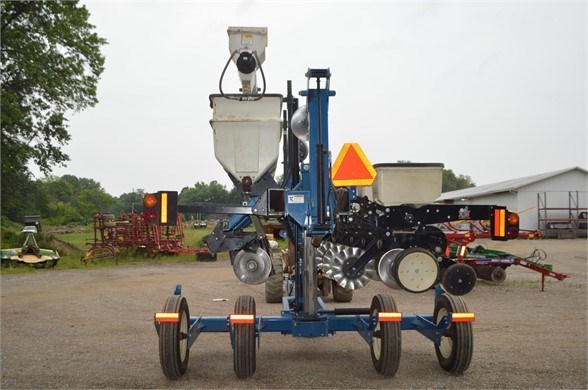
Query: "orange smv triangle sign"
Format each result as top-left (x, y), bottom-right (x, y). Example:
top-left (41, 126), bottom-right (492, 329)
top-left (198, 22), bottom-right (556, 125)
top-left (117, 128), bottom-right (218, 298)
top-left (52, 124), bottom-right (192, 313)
top-left (331, 143), bottom-right (377, 187)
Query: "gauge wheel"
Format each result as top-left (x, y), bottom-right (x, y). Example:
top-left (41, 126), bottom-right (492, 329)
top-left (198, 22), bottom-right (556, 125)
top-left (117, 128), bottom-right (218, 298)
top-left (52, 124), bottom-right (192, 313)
top-left (434, 293), bottom-right (473, 374)
top-left (370, 293), bottom-right (401, 376)
top-left (233, 295), bottom-right (256, 379)
top-left (159, 295), bottom-right (190, 379)
top-left (332, 279), bottom-right (353, 302)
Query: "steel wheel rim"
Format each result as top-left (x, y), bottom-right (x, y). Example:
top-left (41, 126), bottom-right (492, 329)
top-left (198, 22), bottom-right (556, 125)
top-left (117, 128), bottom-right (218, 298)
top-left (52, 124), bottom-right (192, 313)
top-left (436, 307), bottom-right (453, 358)
top-left (179, 310), bottom-right (188, 361)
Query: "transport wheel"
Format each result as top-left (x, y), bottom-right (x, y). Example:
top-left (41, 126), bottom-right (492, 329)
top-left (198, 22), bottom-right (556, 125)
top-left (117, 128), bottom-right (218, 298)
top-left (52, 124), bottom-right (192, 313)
top-left (265, 251), bottom-right (283, 303)
top-left (369, 293), bottom-right (401, 376)
top-left (434, 294), bottom-right (473, 374)
top-left (233, 295), bottom-right (256, 379)
top-left (490, 267), bottom-right (507, 283)
top-left (332, 279), bottom-right (353, 302)
top-left (319, 276), bottom-right (332, 297)
top-left (159, 295), bottom-right (190, 379)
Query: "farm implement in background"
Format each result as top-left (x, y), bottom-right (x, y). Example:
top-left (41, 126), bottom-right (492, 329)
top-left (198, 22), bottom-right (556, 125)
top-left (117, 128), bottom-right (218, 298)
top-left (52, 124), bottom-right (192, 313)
top-left (441, 220), bottom-right (542, 240)
top-left (1, 225), bottom-right (60, 268)
top-left (445, 229), bottom-right (568, 291)
top-left (82, 212), bottom-right (215, 263)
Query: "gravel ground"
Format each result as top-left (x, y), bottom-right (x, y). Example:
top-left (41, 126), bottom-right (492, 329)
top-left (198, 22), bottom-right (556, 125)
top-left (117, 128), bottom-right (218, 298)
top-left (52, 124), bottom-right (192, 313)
top-left (1, 239), bottom-right (587, 389)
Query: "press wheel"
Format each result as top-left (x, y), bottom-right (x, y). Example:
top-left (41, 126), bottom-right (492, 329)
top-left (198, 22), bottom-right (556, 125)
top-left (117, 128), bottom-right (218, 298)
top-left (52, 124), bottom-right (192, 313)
top-left (158, 295), bottom-right (190, 379)
top-left (434, 294), bottom-right (473, 374)
top-left (370, 293), bottom-right (401, 376)
top-left (233, 295), bottom-right (256, 378)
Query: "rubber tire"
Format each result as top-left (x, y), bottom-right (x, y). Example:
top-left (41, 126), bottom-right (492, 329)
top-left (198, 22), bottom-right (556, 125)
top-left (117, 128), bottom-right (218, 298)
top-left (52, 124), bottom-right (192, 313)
top-left (319, 277), bottom-right (332, 297)
top-left (159, 295), bottom-right (190, 379)
top-left (233, 295), bottom-right (256, 379)
top-left (265, 252), bottom-right (283, 303)
top-left (369, 293), bottom-right (402, 376)
top-left (332, 279), bottom-right (353, 302)
top-left (434, 294), bottom-right (473, 374)
top-left (490, 267), bottom-right (507, 283)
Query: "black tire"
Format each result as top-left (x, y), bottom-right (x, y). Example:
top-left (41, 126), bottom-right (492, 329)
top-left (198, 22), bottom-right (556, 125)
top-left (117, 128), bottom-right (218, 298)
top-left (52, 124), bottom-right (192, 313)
top-left (490, 266), bottom-right (507, 283)
top-left (332, 280), bottom-right (353, 302)
top-left (159, 295), bottom-right (190, 379)
top-left (233, 295), bottom-right (256, 379)
top-left (434, 294), bottom-right (473, 374)
top-left (265, 252), bottom-right (283, 303)
top-left (370, 293), bottom-right (401, 376)
top-left (319, 277), bottom-right (332, 297)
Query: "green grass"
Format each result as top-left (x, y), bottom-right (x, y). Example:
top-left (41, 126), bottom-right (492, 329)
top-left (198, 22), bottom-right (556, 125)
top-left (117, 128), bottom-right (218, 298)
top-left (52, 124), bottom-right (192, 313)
top-left (1, 223), bottom-right (231, 274)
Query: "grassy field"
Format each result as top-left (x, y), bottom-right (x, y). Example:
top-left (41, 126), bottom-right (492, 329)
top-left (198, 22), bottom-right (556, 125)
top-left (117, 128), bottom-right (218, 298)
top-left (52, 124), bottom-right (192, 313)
top-left (1, 222), bottom-right (230, 274)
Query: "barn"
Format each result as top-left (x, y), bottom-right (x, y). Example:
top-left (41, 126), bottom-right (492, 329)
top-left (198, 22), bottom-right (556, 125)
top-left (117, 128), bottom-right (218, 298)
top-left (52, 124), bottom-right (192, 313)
top-left (436, 167), bottom-right (588, 237)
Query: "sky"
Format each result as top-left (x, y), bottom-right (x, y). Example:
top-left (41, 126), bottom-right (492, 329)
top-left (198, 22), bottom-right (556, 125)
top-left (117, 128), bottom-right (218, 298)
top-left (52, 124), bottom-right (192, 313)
top-left (36, 1), bottom-right (587, 197)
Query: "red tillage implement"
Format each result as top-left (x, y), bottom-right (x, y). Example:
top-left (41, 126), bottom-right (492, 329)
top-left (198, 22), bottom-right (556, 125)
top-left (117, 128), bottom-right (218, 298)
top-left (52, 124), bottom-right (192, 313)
top-left (82, 212), bottom-right (214, 262)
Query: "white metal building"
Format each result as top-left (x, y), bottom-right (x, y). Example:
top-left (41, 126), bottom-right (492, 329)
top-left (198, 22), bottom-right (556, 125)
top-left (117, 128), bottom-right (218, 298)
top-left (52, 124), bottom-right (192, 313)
top-left (436, 167), bottom-right (588, 234)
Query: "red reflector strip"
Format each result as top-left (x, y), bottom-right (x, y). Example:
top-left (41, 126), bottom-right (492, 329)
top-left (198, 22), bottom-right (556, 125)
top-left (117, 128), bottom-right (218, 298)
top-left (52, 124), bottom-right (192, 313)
top-left (494, 209), bottom-right (506, 237)
top-left (155, 313), bottom-right (179, 323)
top-left (451, 313), bottom-right (475, 322)
top-left (230, 314), bottom-right (255, 324)
top-left (378, 312), bottom-right (402, 322)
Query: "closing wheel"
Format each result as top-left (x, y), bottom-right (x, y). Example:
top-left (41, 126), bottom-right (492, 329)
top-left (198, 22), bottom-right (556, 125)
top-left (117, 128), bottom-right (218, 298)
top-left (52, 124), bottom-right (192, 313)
top-left (370, 293), bottom-right (401, 376)
top-left (233, 295), bottom-right (256, 379)
top-left (158, 295), bottom-right (190, 379)
top-left (441, 263), bottom-right (477, 296)
top-left (434, 294), bottom-right (473, 374)
top-left (332, 279), bottom-right (353, 302)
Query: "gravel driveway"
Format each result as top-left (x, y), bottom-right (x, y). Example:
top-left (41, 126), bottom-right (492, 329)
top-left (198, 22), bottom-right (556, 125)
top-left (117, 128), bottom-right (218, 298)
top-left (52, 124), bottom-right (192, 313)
top-left (1, 239), bottom-right (586, 389)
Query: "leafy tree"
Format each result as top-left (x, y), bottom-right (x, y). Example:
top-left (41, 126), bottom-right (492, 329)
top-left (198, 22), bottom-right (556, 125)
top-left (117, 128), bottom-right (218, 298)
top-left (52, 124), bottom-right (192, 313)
top-left (442, 169), bottom-right (476, 193)
top-left (76, 188), bottom-right (116, 221)
top-left (179, 181), bottom-right (241, 220)
top-left (46, 200), bottom-right (83, 225)
top-left (179, 181), bottom-right (234, 204)
top-left (117, 189), bottom-right (146, 213)
top-left (41, 176), bottom-right (76, 203)
top-left (1, 1), bottom-right (106, 220)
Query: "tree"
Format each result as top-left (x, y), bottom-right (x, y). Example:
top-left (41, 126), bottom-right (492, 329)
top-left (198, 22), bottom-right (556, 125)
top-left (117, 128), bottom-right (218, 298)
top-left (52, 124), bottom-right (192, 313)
top-left (76, 188), bottom-right (116, 221)
top-left (179, 181), bottom-right (235, 204)
top-left (117, 189), bottom-right (146, 213)
top-left (179, 181), bottom-right (241, 220)
top-left (1, 1), bottom-right (106, 220)
top-left (442, 169), bottom-right (476, 193)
